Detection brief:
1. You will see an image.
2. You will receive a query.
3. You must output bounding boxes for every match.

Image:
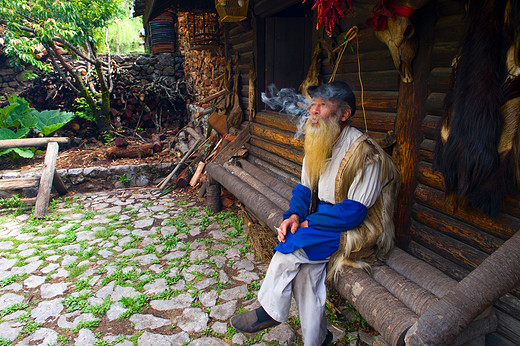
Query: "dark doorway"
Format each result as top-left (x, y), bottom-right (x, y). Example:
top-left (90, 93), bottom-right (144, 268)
top-left (257, 2), bottom-right (313, 110)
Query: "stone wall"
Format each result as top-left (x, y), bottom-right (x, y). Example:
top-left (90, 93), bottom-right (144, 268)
top-left (0, 55), bottom-right (30, 96)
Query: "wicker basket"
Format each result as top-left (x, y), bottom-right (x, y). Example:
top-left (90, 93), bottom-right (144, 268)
top-left (214, 0), bottom-right (249, 22)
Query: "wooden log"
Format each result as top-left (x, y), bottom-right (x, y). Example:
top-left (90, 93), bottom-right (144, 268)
top-left (246, 143), bottom-right (302, 177)
top-left (0, 137), bottom-right (69, 149)
top-left (385, 247), bottom-right (457, 298)
top-left (194, 89), bottom-right (226, 105)
top-left (238, 159), bottom-right (294, 200)
top-left (412, 203), bottom-right (503, 255)
top-left (151, 134), bottom-right (162, 152)
top-left (249, 123), bottom-right (304, 151)
top-left (335, 266), bottom-right (418, 346)
top-left (421, 114), bottom-right (441, 140)
top-left (253, 111), bottom-right (300, 133)
top-left (223, 162), bottom-right (290, 211)
top-left (350, 111), bottom-right (396, 133)
top-left (424, 92), bottom-right (446, 116)
top-left (190, 162), bottom-right (205, 187)
top-left (34, 142), bottom-right (59, 218)
top-left (407, 240), bottom-right (469, 282)
top-left (247, 155), bottom-right (300, 188)
top-left (410, 220), bottom-right (487, 272)
top-left (0, 177), bottom-right (40, 190)
top-left (248, 136), bottom-right (303, 165)
top-left (184, 127), bottom-right (203, 143)
top-left (206, 162), bottom-right (283, 232)
top-left (429, 67), bottom-right (453, 93)
top-left (114, 137), bottom-right (129, 147)
top-left (106, 143), bottom-right (154, 159)
top-left (414, 184), bottom-right (518, 240)
top-left (330, 70), bottom-right (400, 92)
top-left (372, 264), bottom-right (442, 316)
top-left (417, 162), bottom-right (444, 191)
top-left (405, 230), bottom-right (520, 345)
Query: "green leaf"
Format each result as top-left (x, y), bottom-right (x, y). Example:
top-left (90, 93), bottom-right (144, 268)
top-left (0, 127), bottom-right (29, 140)
top-left (12, 147), bottom-right (35, 158)
top-left (33, 110), bottom-right (75, 135)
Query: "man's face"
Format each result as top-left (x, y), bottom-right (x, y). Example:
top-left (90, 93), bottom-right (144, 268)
top-left (308, 96), bottom-right (340, 126)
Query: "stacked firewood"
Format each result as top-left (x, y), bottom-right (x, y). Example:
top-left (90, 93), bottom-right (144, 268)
top-left (177, 12), bottom-right (226, 103)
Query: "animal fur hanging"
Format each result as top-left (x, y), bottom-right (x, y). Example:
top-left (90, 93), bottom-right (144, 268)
top-left (434, 0), bottom-right (520, 217)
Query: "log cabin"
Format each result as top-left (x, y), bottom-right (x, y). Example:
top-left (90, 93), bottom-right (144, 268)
top-left (134, 0), bottom-right (520, 344)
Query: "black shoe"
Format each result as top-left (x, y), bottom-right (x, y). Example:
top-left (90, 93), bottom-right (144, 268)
top-left (322, 330), bottom-right (333, 346)
top-left (230, 306), bottom-right (280, 333)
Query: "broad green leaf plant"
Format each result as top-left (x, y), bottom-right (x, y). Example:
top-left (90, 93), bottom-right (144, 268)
top-left (0, 0), bottom-right (126, 130)
top-left (0, 95), bottom-right (75, 158)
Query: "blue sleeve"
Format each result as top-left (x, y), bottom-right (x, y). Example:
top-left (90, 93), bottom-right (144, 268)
top-left (282, 184), bottom-right (311, 221)
top-left (306, 199), bottom-right (367, 232)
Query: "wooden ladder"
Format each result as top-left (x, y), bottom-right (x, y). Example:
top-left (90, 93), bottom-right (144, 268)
top-left (0, 137), bottom-right (69, 217)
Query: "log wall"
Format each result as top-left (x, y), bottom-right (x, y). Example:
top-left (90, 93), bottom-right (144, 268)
top-left (408, 2), bottom-right (520, 344)
top-left (224, 0), bottom-right (520, 343)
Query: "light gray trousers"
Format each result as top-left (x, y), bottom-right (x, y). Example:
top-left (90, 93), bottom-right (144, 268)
top-left (258, 248), bottom-right (329, 346)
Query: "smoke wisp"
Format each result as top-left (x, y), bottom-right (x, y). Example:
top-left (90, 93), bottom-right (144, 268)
top-left (261, 84), bottom-right (310, 138)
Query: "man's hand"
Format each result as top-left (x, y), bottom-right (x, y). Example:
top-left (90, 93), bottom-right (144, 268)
top-left (277, 214), bottom-right (300, 243)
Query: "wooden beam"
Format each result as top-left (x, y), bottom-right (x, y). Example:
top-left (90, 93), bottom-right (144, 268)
top-left (0, 137), bottom-right (69, 149)
top-left (392, 3), bottom-right (437, 247)
top-left (34, 142), bottom-right (59, 218)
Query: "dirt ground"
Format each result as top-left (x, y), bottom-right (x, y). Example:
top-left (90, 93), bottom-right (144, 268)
top-left (0, 139), bottom-right (181, 172)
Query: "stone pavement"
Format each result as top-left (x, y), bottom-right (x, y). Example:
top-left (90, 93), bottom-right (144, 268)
top-left (0, 187), bottom-right (372, 345)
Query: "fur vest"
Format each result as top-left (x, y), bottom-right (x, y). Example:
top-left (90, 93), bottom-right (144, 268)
top-left (328, 134), bottom-right (401, 279)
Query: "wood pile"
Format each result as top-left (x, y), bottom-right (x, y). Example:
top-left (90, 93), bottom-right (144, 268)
top-left (20, 56), bottom-right (188, 137)
top-left (177, 12), bottom-right (226, 103)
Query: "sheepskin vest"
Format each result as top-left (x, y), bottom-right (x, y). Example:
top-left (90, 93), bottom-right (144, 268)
top-left (328, 134), bottom-right (401, 277)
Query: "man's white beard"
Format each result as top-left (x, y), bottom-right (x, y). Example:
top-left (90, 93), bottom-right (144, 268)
top-left (303, 116), bottom-right (341, 189)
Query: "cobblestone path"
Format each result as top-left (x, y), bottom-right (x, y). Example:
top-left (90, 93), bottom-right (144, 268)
top-left (0, 187), bottom-right (307, 345)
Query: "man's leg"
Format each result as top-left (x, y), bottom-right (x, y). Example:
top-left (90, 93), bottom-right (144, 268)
top-left (230, 250), bottom-right (300, 333)
top-left (293, 260), bottom-right (329, 346)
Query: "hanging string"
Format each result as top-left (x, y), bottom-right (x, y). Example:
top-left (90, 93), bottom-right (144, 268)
top-left (329, 26), bottom-right (368, 133)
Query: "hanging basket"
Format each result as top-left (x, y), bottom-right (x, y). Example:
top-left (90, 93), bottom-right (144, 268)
top-left (215, 0), bottom-right (249, 22)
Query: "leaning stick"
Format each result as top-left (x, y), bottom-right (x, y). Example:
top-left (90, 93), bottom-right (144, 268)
top-left (158, 139), bottom-right (202, 190)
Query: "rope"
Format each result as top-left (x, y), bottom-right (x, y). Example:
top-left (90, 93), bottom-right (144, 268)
top-left (329, 26), bottom-right (368, 133)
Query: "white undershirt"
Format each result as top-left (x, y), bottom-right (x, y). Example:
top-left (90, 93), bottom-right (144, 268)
top-left (301, 126), bottom-right (383, 208)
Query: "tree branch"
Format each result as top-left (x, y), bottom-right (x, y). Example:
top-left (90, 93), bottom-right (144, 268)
top-left (42, 42), bottom-right (80, 94)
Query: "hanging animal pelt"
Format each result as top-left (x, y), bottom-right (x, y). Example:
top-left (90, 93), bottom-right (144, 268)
top-left (434, 0), bottom-right (520, 217)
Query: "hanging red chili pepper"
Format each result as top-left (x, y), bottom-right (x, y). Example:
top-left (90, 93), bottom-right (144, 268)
top-left (303, 0), bottom-right (353, 36)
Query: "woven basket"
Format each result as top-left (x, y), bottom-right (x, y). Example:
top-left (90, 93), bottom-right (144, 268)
top-left (214, 0), bottom-right (249, 22)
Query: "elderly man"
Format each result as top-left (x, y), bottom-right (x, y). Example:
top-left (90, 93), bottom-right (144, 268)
top-left (230, 81), bottom-right (400, 345)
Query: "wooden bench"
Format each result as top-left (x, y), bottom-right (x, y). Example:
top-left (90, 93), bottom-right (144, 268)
top-left (0, 137), bottom-right (69, 217)
top-left (203, 111), bottom-right (515, 345)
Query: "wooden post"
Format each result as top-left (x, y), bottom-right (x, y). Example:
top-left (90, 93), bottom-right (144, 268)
top-left (34, 142), bottom-right (59, 218)
top-left (392, 3), bottom-right (436, 246)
